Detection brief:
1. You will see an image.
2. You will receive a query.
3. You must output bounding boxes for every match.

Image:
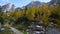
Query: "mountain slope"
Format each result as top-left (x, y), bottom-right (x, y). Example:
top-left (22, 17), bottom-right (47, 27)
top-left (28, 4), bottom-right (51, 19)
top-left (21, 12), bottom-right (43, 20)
top-left (15, 7), bottom-right (23, 11)
top-left (25, 1), bottom-right (45, 8)
top-left (2, 3), bottom-right (15, 13)
top-left (49, 0), bottom-right (60, 5)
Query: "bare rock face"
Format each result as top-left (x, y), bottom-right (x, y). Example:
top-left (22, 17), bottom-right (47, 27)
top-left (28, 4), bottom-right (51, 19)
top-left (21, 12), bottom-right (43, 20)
top-left (49, 0), bottom-right (60, 5)
top-left (2, 3), bottom-right (15, 13)
top-left (25, 1), bottom-right (45, 8)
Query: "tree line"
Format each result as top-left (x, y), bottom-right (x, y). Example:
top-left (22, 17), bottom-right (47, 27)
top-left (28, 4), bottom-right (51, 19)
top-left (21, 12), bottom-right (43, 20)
top-left (0, 3), bottom-right (60, 31)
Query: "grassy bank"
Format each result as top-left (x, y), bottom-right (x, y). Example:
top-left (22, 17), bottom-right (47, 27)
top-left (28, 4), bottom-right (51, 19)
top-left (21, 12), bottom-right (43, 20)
top-left (0, 26), bottom-right (15, 34)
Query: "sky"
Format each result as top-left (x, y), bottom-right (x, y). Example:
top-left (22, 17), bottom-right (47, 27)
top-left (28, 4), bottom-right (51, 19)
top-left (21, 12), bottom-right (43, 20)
top-left (0, 0), bottom-right (51, 7)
